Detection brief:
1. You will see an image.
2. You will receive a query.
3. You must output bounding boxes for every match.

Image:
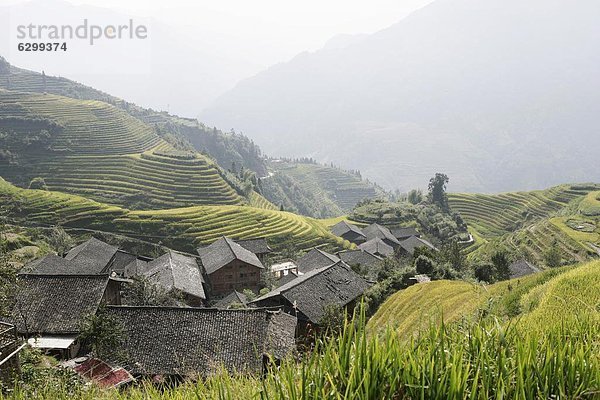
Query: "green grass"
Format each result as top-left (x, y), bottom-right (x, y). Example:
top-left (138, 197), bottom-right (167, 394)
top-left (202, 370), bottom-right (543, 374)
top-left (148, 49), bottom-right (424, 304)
top-left (0, 177), bottom-right (345, 253)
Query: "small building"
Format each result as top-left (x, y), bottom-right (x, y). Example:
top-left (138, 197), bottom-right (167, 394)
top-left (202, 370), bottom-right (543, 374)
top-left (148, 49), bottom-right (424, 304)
top-left (509, 260), bottom-right (541, 279)
top-left (270, 260), bottom-right (299, 278)
top-left (136, 251), bottom-right (206, 307)
top-left (107, 250), bottom-right (153, 276)
top-left (398, 236), bottom-right (437, 256)
top-left (104, 306), bottom-right (297, 377)
top-left (214, 291), bottom-right (249, 309)
top-left (10, 274), bottom-right (114, 359)
top-left (363, 224), bottom-right (401, 248)
top-left (337, 249), bottom-right (383, 274)
top-left (330, 221), bottom-right (367, 245)
top-left (234, 238), bottom-right (273, 262)
top-left (296, 248), bottom-right (340, 274)
top-left (358, 237), bottom-right (394, 258)
top-left (198, 237), bottom-right (264, 296)
top-left (390, 226), bottom-right (421, 241)
top-left (251, 261), bottom-right (371, 334)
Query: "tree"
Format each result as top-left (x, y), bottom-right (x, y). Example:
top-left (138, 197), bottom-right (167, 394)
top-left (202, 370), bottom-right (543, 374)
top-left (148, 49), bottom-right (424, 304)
top-left (474, 263), bottom-right (495, 283)
top-left (28, 177), bottom-right (47, 190)
top-left (320, 304), bottom-right (345, 335)
top-left (48, 226), bottom-right (73, 257)
top-left (122, 276), bottom-right (179, 306)
top-left (407, 189), bottom-right (423, 205)
top-left (79, 305), bottom-right (123, 360)
top-left (428, 173), bottom-right (450, 211)
top-left (491, 251), bottom-right (511, 281)
top-left (414, 255), bottom-right (435, 275)
top-left (544, 245), bottom-right (562, 268)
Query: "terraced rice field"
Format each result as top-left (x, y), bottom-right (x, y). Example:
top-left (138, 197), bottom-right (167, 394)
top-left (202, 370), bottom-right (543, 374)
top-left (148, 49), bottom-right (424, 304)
top-left (274, 162), bottom-right (382, 212)
top-left (448, 185), bottom-right (596, 238)
top-left (0, 178), bottom-right (345, 252)
top-left (0, 91), bottom-right (250, 209)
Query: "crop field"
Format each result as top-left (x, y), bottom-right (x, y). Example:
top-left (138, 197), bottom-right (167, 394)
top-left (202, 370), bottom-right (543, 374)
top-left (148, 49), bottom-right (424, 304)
top-left (0, 178), bottom-right (345, 253)
top-left (273, 162), bottom-right (383, 212)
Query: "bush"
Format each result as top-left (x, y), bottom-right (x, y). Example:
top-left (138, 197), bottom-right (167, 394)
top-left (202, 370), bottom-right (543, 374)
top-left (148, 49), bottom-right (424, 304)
top-left (28, 177), bottom-right (47, 190)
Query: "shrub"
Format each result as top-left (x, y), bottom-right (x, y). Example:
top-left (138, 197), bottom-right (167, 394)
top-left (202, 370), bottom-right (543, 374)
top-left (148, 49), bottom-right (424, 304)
top-left (27, 177), bottom-right (47, 190)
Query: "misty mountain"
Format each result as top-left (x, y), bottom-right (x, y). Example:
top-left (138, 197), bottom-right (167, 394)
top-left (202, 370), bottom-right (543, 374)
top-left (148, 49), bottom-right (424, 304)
top-left (201, 0), bottom-right (600, 192)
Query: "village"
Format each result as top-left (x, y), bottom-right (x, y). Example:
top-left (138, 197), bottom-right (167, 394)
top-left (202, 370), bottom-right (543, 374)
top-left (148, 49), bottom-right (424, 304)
top-left (0, 218), bottom-right (543, 388)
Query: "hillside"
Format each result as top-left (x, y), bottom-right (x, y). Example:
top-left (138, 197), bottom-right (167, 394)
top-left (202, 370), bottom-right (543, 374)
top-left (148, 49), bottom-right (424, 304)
top-left (0, 57), bottom-right (268, 177)
top-left (368, 260), bottom-right (600, 337)
top-left (448, 184), bottom-right (600, 264)
top-left (261, 161), bottom-right (384, 217)
top-left (0, 90), bottom-right (269, 210)
top-left (0, 178), bottom-right (346, 253)
top-left (201, 0), bottom-right (600, 193)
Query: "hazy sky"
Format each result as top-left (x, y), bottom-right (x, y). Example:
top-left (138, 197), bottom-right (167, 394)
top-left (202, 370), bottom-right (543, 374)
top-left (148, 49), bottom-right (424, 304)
top-left (5, 0), bottom-right (434, 66)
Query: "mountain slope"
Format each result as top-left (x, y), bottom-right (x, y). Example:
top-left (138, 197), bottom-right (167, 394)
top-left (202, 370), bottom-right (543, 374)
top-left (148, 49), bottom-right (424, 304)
top-left (202, 0), bottom-right (600, 192)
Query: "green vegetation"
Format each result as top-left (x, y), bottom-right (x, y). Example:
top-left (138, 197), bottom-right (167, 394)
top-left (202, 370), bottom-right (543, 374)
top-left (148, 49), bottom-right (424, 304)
top-left (264, 160), bottom-right (385, 217)
top-left (0, 178), bottom-right (345, 253)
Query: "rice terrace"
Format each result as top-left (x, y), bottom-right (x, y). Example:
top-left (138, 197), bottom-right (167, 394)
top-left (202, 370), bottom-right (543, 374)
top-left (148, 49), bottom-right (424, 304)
top-left (0, 0), bottom-right (599, 398)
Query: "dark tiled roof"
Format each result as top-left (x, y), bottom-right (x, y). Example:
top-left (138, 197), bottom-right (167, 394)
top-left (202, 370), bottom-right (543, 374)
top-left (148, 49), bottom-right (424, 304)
top-left (399, 236), bottom-right (437, 255)
top-left (390, 226), bottom-right (420, 240)
top-left (358, 238), bottom-right (394, 257)
top-left (337, 250), bottom-right (383, 268)
top-left (296, 248), bottom-right (340, 274)
top-left (10, 274), bottom-right (108, 335)
top-left (234, 238), bottom-right (272, 255)
top-left (105, 306), bottom-right (297, 376)
top-left (198, 237), bottom-right (263, 275)
top-left (363, 224), bottom-right (400, 245)
top-left (107, 251), bottom-right (138, 275)
top-left (331, 221), bottom-right (366, 239)
top-left (143, 251), bottom-right (206, 300)
top-left (65, 237), bottom-right (119, 274)
top-left (509, 260), bottom-right (541, 279)
top-left (275, 271), bottom-right (298, 287)
top-left (253, 262), bottom-right (370, 324)
top-left (214, 291), bottom-right (249, 309)
top-left (123, 259), bottom-right (150, 278)
top-left (20, 254), bottom-right (76, 275)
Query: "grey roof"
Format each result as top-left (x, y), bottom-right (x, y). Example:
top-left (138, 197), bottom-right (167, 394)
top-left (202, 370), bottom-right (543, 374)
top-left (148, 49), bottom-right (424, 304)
top-left (358, 238), bottom-right (395, 257)
top-left (337, 250), bottom-right (383, 268)
top-left (399, 236), bottom-right (437, 255)
top-left (198, 237), bottom-right (264, 275)
top-left (143, 251), bottom-right (206, 300)
top-left (10, 274), bottom-right (108, 335)
top-left (390, 226), bottom-right (420, 240)
top-left (105, 306), bottom-right (297, 376)
top-left (234, 238), bottom-right (272, 255)
top-left (20, 254), bottom-right (76, 275)
top-left (275, 271), bottom-right (298, 287)
top-left (296, 248), bottom-right (340, 274)
top-left (108, 250), bottom-right (139, 275)
top-left (509, 260), bottom-right (541, 279)
top-left (123, 259), bottom-right (150, 278)
top-left (363, 224), bottom-right (401, 245)
top-left (214, 291), bottom-right (249, 309)
top-left (331, 221), bottom-right (366, 239)
top-left (64, 237), bottom-right (119, 274)
top-left (252, 262), bottom-right (371, 324)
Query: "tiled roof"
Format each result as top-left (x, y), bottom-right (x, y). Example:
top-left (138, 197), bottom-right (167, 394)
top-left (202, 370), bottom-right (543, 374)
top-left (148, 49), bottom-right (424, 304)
top-left (296, 248), bottom-right (340, 274)
top-left (363, 224), bottom-right (400, 245)
top-left (358, 238), bottom-right (394, 257)
top-left (65, 237), bottom-right (119, 274)
top-left (509, 260), bottom-right (541, 279)
top-left (214, 291), bottom-right (249, 309)
top-left (198, 237), bottom-right (263, 275)
top-left (337, 250), bottom-right (383, 268)
top-left (143, 251), bottom-right (206, 300)
top-left (234, 238), bottom-right (272, 255)
top-left (105, 306), bottom-right (297, 376)
top-left (252, 262), bottom-right (370, 324)
top-left (107, 251), bottom-right (139, 275)
top-left (10, 274), bottom-right (108, 335)
top-left (398, 236), bottom-right (437, 255)
top-left (275, 271), bottom-right (298, 287)
top-left (389, 226), bottom-right (420, 240)
top-left (331, 221), bottom-right (366, 239)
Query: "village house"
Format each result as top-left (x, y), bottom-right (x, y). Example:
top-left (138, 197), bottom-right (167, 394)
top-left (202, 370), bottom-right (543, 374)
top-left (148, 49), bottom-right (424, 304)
top-left (509, 259), bottom-right (540, 279)
top-left (198, 237), bottom-right (264, 296)
top-left (270, 260), bottom-right (298, 278)
top-left (234, 237), bottom-right (273, 262)
top-left (214, 290), bottom-right (249, 309)
top-left (125, 250), bottom-right (206, 307)
top-left (104, 306), bottom-right (297, 378)
top-left (250, 261), bottom-right (370, 335)
top-left (296, 248), bottom-right (340, 274)
top-left (330, 221), bottom-right (367, 245)
top-left (363, 223), bottom-right (401, 249)
top-left (359, 237), bottom-right (395, 258)
top-left (390, 226), bottom-right (421, 241)
top-left (8, 274), bottom-right (116, 359)
top-left (337, 249), bottom-right (383, 276)
top-left (398, 236), bottom-right (437, 256)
